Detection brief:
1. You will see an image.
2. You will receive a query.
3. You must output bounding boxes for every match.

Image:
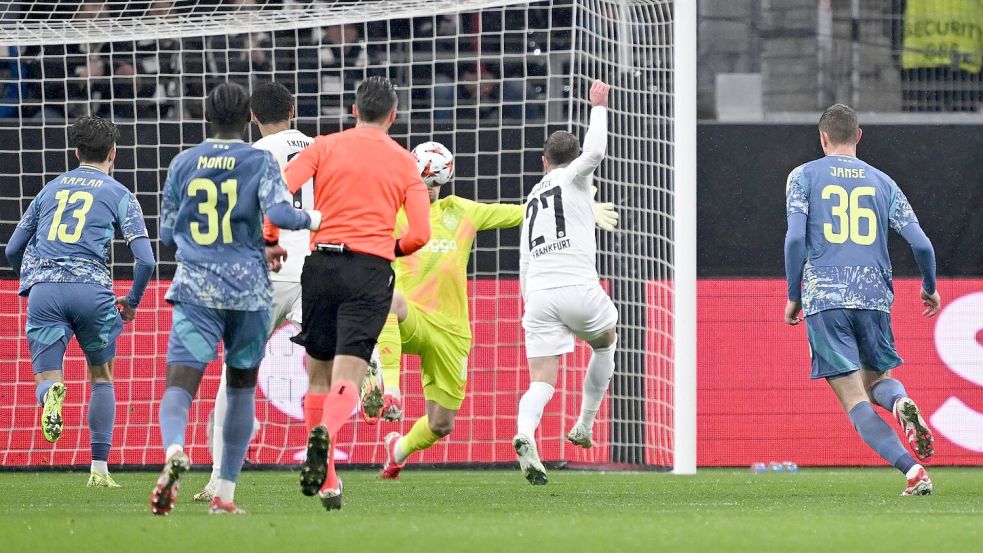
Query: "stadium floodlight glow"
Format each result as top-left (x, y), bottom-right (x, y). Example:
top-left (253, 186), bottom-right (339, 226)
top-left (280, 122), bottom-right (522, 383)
top-left (0, 0), bottom-right (695, 474)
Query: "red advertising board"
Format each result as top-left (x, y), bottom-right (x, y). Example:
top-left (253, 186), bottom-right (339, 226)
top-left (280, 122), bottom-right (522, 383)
top-left (2, 278), bottom-right (982, 467)
top-left (699, 278), bottom-right (983, 466)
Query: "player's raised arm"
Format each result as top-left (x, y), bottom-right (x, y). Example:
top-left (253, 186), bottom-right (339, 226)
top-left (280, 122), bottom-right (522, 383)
top-left (457, 197), bottom-right (525, 231)
top-left (4, 195), bottom-right (42, 276)
top-left (259, 151), bottom-right (322, 232)
top-left (568, 80), bottom-right (610, 179)
top-left (395, 178), bottom-right (431, 256)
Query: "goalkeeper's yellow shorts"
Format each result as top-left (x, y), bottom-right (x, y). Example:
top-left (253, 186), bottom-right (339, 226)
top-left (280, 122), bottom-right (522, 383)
top-left (400, 300), bottom-right (470, 410)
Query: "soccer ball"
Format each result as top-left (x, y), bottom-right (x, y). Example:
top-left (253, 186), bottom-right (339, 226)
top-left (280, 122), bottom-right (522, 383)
top-left (412, 141), bottom-right (455, 186)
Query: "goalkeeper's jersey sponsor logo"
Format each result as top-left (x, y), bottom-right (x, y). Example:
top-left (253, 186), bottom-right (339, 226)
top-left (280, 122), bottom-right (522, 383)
top-left (424, 239), bottom-right (458, 254)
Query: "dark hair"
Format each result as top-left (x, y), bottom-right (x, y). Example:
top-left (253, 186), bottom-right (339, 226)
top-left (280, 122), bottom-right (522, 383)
top-left (205, 82), bottom-right (251, 133)
top-left (69, 115), bottom-right (119, 163)
top-left (355, 76), bottom-right (397, 123)
top-left (250, 81), bottom-right (294, 125)
top-left (819, 103), bottom-right (859, 145)
top-left (543, 131), bottom-right (581, 167)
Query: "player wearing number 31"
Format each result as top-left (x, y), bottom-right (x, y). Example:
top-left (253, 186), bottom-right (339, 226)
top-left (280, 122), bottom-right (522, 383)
top-left (784, 104), bottom-right (939, 497)
top-left (513, 80), bottom-right (618, 485)
top-left (151, 82), bottom-right (322, 516)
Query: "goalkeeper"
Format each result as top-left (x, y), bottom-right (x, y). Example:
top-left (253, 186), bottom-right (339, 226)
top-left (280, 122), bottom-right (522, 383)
top-left (373, 142), bottom-right (618, 479)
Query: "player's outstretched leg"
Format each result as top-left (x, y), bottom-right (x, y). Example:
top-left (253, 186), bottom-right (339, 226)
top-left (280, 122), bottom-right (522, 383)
top-left (512, 434), bottom-right (547, 486)
top-left (39, 381), bottom-right (67, 444)
top-left (568, 333), bottom-right (617, 449)
top-left (869, 376), bottom-right (935, 460)
top-left (87, 377), bottom-right (121, 488)
top-left (829, 373), bottom-right (931, 496)
top-left (380, 413), bottom-right (446, 480)
top-left (515, 375), bottom-right (554, 485)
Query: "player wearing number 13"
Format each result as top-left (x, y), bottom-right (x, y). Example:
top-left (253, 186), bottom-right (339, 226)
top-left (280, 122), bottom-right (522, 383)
top-left (784, 104), bottom-right (939, 496)
top-left (152, 82), bottom-right (321, 516)
top-left (5, 115), bottom-right (156, 489)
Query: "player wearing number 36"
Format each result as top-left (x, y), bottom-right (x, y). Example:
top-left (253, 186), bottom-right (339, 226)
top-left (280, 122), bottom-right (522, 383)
top-left (513, 80), bottom-right (619, 486)
top-left (151, 82), bottom-right (321, 516)
top-left (784, 104), bottom-right (939, 497)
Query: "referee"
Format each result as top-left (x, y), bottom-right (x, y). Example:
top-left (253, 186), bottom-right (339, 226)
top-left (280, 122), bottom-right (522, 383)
top-left (280, 76), bottom-right (430, 510)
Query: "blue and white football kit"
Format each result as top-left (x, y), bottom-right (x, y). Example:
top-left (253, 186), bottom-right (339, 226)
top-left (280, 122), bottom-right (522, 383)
top-left (784, 155), bottom-right (935, 379)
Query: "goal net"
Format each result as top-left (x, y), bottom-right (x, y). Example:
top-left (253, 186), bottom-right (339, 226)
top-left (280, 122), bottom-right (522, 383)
top-left (0, 0), bottom-right (694, 473)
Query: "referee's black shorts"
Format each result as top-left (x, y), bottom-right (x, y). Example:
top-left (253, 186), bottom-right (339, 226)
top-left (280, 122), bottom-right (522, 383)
top-left (291, 248), bottom-right (395, 362)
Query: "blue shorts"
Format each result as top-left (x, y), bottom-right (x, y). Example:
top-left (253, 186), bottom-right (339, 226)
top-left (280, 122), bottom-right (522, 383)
top-left (26, 282), bottom-right (122, 373)
top-left (166, 302), bottom-right (270, 370)
top-left (804, 308), bottom-right (903, 380)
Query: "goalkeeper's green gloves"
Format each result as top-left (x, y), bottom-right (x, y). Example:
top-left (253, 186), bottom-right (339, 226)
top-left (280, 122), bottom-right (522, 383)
top-left (591, 186), bottom-right (619, 231)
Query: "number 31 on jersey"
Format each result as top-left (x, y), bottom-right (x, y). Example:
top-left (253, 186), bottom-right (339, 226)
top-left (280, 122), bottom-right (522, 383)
top-left (189, 178), bottom-right (238, 245)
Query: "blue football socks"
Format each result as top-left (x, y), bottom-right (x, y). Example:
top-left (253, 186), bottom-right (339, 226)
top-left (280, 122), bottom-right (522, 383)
top-left (220, 386), bottom-right (256, 483)
top-left (159, 386), bottom-right (193, 450)
top-left (848, 401), bottom-right (917, 474)
top-left (870, 378), bottom-right (907, 412)
top-left (35, 380), bottom-right (55, 405)
top-left (88, 382), bottom-right (115, 462)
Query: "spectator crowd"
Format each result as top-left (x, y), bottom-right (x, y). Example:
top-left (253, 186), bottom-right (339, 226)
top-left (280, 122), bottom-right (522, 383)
top-left (1, 0), bottom-right (569, 122)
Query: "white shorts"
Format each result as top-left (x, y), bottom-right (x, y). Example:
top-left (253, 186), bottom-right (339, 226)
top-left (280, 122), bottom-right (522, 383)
top-left (270, 280), bottom-right (302, 332)
top-left (522, 283), bottom-right (618, 358)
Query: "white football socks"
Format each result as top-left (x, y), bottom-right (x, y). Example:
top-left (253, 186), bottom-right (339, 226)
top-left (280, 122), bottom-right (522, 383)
top-left (165, 444), bottom-right (184, 461)
top-left (210, 366), bottom-right (230, 484)
top-left (217, 479), bottom-right (236, 503)
top-left (906, 464), bottom-right (923, 479)
top-left (91, 460), bottom-right (108, 476)
top-left (517, 381), bottom-right (555, 438)
top-left (394, 437), bottom-right (410, 465)
top-left (577, 337), bottom-right (617, 429)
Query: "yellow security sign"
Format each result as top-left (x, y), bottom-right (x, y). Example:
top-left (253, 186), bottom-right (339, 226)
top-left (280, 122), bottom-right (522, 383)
top-left (902, 0), bottom-right (983, 72)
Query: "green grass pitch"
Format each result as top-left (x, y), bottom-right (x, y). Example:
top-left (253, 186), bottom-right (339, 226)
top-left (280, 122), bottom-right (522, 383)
top-left (1, 468), bottom-right (981, 552)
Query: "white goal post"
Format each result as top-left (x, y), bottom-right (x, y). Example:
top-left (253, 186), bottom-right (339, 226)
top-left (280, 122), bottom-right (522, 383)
top-left (0, 0), bottom-right (696, 473)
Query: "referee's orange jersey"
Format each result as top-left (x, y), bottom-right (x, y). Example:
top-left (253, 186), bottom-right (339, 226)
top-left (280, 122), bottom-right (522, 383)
top-left (265, 126), bottom-right (430, 261)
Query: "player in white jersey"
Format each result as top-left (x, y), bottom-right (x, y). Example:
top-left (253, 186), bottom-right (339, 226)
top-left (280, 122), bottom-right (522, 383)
top-left (194, 82), bottom-right (314, 501)
top-left (513, 80), bottom-right (618, 485)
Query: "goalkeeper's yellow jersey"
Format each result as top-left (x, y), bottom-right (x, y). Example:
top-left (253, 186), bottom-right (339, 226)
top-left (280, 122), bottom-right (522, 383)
top-left (393, 195), bottom-right (524, 339)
